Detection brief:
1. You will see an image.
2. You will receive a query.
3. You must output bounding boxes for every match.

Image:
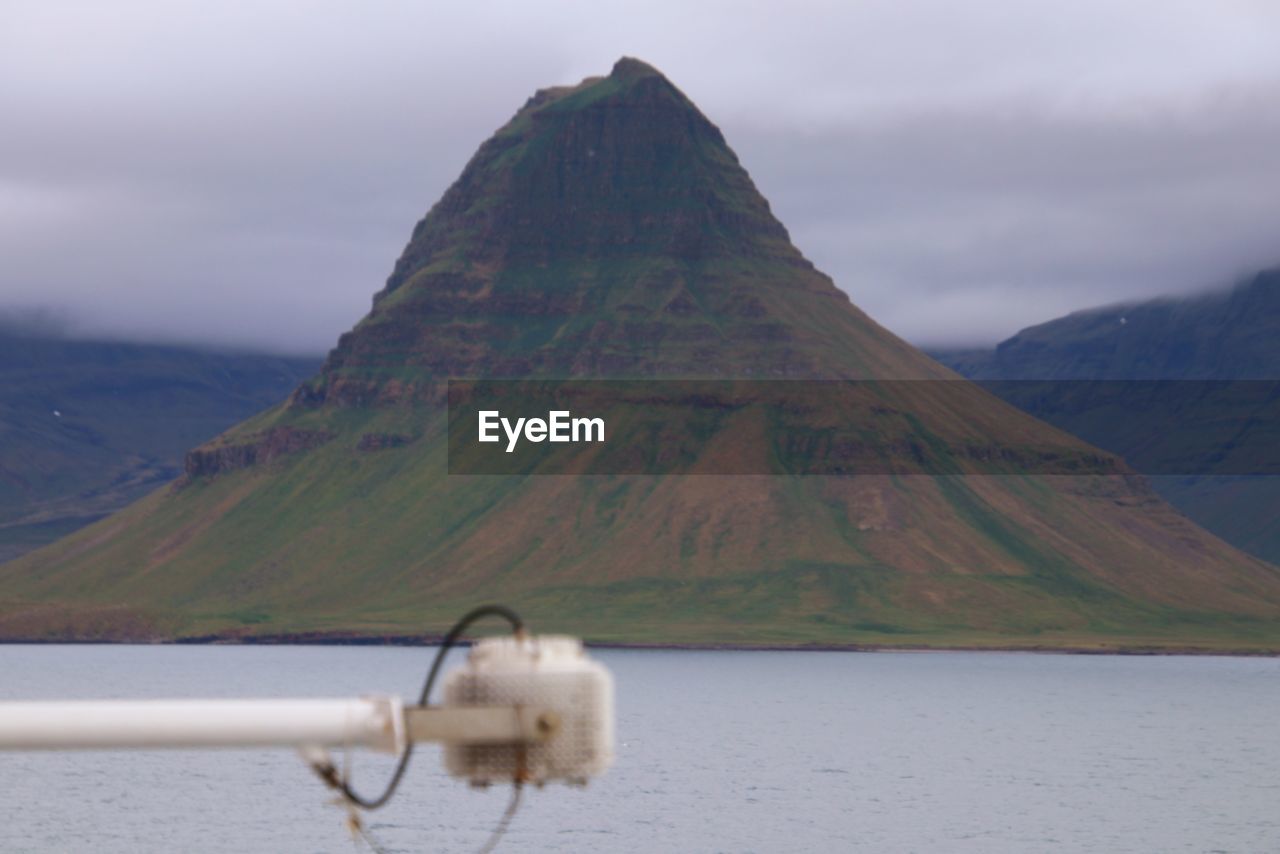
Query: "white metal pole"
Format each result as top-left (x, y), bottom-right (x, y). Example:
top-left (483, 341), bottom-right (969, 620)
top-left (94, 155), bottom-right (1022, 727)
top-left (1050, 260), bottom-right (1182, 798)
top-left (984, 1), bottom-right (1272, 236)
top-left (0, 697), bottom-right (404, 753)
top-left (0, 698), bottom-right (556, 754)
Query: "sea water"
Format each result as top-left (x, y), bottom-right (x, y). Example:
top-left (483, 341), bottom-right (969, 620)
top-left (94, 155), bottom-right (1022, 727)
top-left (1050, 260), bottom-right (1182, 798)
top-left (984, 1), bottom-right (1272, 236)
top-left (0, 646), bottom-right (1275, 853)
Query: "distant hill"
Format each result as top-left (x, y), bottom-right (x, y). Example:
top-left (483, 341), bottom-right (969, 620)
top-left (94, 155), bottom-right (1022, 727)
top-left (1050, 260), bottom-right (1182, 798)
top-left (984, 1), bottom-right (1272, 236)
top-left (4, 59), bottom-right (1279, 650)
top-left (931, 269), bottom-right (1280, 564)
top-left (0, 329), bottom-right (319, 562)
top-left (936, 269), bottom-right (1280, 380)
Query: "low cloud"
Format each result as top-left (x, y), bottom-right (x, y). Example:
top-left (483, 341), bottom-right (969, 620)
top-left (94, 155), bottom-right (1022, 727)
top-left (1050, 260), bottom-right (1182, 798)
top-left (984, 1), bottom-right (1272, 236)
top-left (2, 1), bottom-right (1279, 353)
top-left (738, 87), bottom-right (1280, 345)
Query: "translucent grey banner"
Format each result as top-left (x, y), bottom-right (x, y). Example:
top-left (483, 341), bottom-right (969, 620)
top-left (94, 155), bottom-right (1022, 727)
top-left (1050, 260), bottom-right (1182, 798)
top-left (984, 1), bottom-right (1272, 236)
top-left (446, 380), bottom-right (1280, 476)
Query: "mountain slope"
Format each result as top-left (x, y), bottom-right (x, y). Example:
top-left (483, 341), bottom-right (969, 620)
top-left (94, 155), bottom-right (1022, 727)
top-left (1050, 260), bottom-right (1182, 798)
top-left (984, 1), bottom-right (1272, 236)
top-left (4, 59), bottom-right (1279, 650)
top-left (0, 329), bottom-right (320, 562)
top-left (931, 270), bottom-right (1280, 564)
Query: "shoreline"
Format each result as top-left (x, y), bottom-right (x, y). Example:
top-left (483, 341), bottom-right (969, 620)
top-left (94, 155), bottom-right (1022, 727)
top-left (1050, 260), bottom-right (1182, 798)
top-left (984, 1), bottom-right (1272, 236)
top-left (1, 633), bottom-right (1276, 657)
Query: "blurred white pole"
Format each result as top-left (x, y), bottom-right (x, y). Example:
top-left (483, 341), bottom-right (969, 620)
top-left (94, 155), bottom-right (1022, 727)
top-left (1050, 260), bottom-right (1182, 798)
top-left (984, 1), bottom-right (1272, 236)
top-left (0, 697), bottom-right (555, 754)
top-left (0, 697), bottom-right (405, 753)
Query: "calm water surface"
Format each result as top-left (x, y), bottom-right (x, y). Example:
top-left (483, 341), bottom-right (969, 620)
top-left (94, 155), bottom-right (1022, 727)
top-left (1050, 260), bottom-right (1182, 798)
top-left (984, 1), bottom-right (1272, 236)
top-left (0, 646), bottom-right (1276, 853)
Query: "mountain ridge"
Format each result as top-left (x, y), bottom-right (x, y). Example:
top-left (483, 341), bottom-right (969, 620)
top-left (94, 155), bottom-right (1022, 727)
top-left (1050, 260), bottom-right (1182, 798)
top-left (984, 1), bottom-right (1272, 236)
top-left (935, 269), bottom-right (1280, 380)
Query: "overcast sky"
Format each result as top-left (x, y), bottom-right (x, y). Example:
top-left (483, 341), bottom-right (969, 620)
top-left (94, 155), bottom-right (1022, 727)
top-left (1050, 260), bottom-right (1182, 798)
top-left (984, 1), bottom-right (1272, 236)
top-left (3, 1), bottom-right (1280, 354)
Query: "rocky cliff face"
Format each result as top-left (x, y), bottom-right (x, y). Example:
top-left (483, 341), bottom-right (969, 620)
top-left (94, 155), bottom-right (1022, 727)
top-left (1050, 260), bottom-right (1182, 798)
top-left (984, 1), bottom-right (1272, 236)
top-left (182, 427), bottom-right (333, 480)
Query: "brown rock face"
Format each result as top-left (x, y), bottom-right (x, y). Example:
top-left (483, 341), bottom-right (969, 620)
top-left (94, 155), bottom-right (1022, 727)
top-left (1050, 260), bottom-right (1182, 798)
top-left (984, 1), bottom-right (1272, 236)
top-left (182, 426), bottom-right (333, 480)
top-left (356, 432), bottom-right (413, 452)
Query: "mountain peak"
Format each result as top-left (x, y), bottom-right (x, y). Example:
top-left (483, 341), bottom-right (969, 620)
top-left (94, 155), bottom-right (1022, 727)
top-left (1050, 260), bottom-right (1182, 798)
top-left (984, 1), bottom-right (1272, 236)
top-left (610, 56), bottom-right (663, 81)
top-left (301, 60), bottom-right (938, 402)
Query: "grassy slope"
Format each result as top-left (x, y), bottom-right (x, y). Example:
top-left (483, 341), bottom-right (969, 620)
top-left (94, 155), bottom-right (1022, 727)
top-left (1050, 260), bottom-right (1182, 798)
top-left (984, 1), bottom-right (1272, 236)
top-left (6, 398), bottom-right (1279, 650)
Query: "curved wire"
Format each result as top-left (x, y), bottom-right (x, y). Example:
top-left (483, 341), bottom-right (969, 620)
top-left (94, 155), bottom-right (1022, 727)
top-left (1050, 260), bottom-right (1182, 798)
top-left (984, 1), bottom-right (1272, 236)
top-left (475, 782), bottom-right (523, 854)
top-left (336, 604), bottom-right (525, 810)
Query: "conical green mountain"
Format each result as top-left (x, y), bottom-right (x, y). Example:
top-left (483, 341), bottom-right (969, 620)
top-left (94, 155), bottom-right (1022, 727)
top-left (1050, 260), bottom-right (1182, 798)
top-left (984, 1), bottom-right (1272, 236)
top-left (304, 56), bottom-right (943, 394)
top-left (4, 59), bottom-right (1280, 650)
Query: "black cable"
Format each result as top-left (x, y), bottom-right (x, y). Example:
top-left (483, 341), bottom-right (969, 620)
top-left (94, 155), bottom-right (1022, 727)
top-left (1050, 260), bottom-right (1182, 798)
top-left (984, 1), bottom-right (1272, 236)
top-left (475, 781), bottom-right (523, 854)
top-left (334, 604), bottom-right (525, 811)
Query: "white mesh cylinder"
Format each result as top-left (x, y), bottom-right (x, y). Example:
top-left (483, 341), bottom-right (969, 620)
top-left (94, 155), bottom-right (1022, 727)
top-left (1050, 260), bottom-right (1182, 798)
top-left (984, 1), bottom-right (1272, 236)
top-left (443, 635), bottom-right (614, 785)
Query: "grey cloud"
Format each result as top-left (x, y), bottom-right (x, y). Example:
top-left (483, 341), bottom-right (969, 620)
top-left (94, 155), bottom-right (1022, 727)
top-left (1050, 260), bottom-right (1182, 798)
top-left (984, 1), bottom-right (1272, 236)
top-left (2, 1), bottom-right (1279, 353)
top-left (735, 89), bottom-right (1280, 345)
